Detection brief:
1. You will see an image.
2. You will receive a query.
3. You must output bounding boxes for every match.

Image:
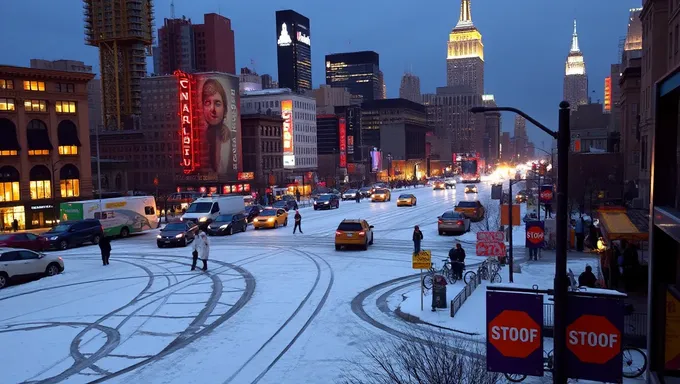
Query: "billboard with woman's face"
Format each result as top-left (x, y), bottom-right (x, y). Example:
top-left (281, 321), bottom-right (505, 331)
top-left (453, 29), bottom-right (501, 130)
top-left (196, 73), bottom-right (242, 177)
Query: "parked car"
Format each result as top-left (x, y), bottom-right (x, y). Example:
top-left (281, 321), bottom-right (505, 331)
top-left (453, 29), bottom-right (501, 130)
top-left (207, 213), bottom-right (248, 236)
top-left (0, 248), bottom-right (64, 289)
top-left (342, 189), bottom-right (358, 200)
top-left (455, 201), bottom-right (485, 222)
top-left (273, 199), bottom-right (298, 211)
top-left (314, 194), bottom-right (340, 210)
top-left (464, 184), bottom-right (478, 194)
top-left (157, 221), bottom-right (199, 247)
top-left (245, 205), bottom-right (264, 223)
top-left (335, 219), bottom-right (374, 251)
top-left (0, 233), bottom-right (44, 251)
top-left (397, 194), bottom-right (417, 207)
top-left (437, 211), bottom-right (471, 235)
top-left (371, 188), bottom-right (391, 202)
top-left (40, 219), bottom-right (104, 251)
top-left (253, 208), bottom-right (288, 229)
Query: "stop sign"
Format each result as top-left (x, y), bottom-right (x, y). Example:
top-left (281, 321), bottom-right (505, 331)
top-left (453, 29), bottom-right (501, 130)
top-left (540, 189), bottom-right (553, 201)
top-left (488, 310), bottom-right (541, 358)
top-left (526, 226), bottom-right (544, 245)
top-left (567, 314), bottom-right (622, 364)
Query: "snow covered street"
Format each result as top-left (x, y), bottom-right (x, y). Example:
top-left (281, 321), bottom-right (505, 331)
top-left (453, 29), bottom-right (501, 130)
top-left (1, 181), bottom-right (526, 383)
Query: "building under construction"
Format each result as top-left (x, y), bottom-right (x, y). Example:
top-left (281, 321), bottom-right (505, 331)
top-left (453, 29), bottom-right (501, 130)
top-left (84, 0), bottom-right (154, 130)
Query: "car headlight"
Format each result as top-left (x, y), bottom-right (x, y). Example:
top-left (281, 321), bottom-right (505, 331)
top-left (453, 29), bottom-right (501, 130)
top-left (267, 218), bottom-right (274, 222)
top-left (175, 233), bottom-right (184, 238)
top-left (220, 224), bottom-right (229, 229)
top-left (49, 236), bottom-right (59, 240)
top-left (253, 218), bottom-right (259, 222)
top-left (198, 217), bottom-right (208, 222)
top-left (324, 201), bottom-right (329, 204)
top-left (156, 234), bottom-right (162, 239)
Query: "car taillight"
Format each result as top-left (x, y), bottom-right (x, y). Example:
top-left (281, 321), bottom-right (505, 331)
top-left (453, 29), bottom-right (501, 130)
top-left (100, 226), bottom-right (104, 232)
top-left (335, 231), bottom-right (343, 236)
top-left (359, 231), bottom-right (366, 236)
top-left (437, 220), bottom-right (442, 224)
top-left (457, 220), bottom-right (464, 226)
top-left (58, 257), bottom-right (63, 261)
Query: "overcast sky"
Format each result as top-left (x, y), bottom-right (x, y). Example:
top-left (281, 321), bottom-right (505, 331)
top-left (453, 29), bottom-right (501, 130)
top-left (0, 0), bottom-right (641, 149)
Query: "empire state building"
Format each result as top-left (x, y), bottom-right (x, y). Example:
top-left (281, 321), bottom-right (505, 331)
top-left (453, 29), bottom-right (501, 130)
top-left (446, 0), bottom-right (484, 94)
top-left (563, 20), bottom-right (588, 111)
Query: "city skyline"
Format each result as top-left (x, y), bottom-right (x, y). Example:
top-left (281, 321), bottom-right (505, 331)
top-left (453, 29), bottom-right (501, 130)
top-left (0, 0), bottom-right (639, 148)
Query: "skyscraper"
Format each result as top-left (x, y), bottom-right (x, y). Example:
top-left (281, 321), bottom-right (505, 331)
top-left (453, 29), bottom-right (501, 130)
top-left (84, 0), bottom-right (154, 130)
top-left (446, 0), bottom-right (484, 94)
top-left (482, 95), bottom-right (500, 162)
top-left (563, 20), bottom-right (588, 112)
top-left (513, 115), bottom-right (527, 160)
top-left (399, 72), bottom-right (421, 103)
top-left (154, 14), bottom-right (236, 76)
top-left (276, 10), bottom-right (312, 92)
top-left (378, 70), bottom-right (387, 99)
top-left (325, 51), bottom-right (380, 101)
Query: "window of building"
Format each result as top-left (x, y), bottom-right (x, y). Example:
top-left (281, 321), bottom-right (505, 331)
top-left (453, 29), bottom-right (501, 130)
top-left (0, 166), bottom-right (20, 202)
top-left (0, 80), bottom-right (13, 90)
top-left (29, 165), bottom-right (52, 200)
top-left (24, 100), bottom-right (47, 112)
top-left (0, 98), bottom-right (15, 111)
top-left (60, 179), bottom-right (79, 197)
top-left (23, 81), bottom-right (46, 91)
top-left (58, 145), bottom-right (78, 155)
top-left (55, 101), bottom-right (76, 114)
top-left (28, 149), bottom-right (49, 156)
top-left (0, 150), bottom-right (17, 156)
top-left (57, 83), bottom-right (75, 93)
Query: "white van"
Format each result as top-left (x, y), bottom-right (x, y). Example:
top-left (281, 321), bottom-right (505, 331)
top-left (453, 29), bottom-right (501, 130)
top-left (60, 196), bottom-right (159, 237)
top-left (182, 195), bottom-right (245, 226)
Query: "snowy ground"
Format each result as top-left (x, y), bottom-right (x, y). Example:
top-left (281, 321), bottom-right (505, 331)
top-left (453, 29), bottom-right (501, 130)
top-left (1, 180), bottom-right (542, 384)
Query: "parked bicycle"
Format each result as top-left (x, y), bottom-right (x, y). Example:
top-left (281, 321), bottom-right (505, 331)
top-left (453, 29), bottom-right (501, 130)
top-left (465, 258), bottom-right (502, 284)
top-left (422, 259), bottom-right (459, 289)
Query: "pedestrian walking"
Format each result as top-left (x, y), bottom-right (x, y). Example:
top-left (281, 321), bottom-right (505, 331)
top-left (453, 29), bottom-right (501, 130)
top-left (12, 219), bottom-right (18, 232)
top-left (296, 189), bottom-right (301, 202)
top-left (575, 215), bottom-right (585, 252)
top-left (293, 210), bottom-right (303, 234)
top-left (98, 236), bottom-right (112, 266)
top-left (412, 225), bottom-right (423, 254)
top-left (355, 191), bottom-right (361, 203)
top-left (192, 230), bottom-right (210, 271)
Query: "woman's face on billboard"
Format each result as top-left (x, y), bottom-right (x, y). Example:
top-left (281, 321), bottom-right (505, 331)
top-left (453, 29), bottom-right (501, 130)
top-left (203, 91), bottom-right (225, 126)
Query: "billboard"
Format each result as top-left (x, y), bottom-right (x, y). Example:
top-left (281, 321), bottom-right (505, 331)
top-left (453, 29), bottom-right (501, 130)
top-left (338, 117), bottom-right (347, 168)
top-left (194, 73), bottom-right (242, 178)
top-left (370, 149), bottom-right (382, 172)
top-left (604, 77), bottom-right (611, 112)
top-left (281, 99), bottom-right (295, 167)
top-left (175, 70), bottom-right (196, 174)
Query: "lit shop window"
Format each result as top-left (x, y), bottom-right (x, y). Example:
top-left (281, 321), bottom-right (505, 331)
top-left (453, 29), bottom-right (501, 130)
top-left (58, 146), bottom-right (78, 155)
top-left (60, 178), bottom-right (80, 198)
top-left (28, 150), bottom-right (50, 156)
top-left (30, 180), bottom-right (51, 200)
top-left (0, 182), bottom-right (20, 202)
top-left (55, 101), bottom-right (76, 114)
top-left (0, 80), bottom-right (14, 90)
top-left (0, 150), bottom-right (17, 156)
top-left (0, 98), bottom-right (15, 111)
top-left (23, 81), bottom-right (45, 91)
top-left (24, 100), bottom-right (47, 112)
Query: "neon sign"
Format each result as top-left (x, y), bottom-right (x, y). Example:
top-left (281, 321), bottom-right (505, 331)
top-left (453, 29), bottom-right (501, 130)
top-left (296, 31), bottom-right (310, 46)
top-left (338, 117), bottom-right (347, 168)
top-left (277, 23), bottom-right (292, 47)
top-left (281, 99), bottom-right (295, 167)
top-left (175, 70), bottom-right (195, 174)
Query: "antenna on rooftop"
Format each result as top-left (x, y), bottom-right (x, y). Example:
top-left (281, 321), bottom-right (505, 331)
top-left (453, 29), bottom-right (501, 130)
top-left (170, 0), bottom-right (175, 18)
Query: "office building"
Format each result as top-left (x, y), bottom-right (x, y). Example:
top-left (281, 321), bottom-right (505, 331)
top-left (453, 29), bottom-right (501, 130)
top-left (84, 0), bottom-right (154, 130)
top-left (446, 0), bottom-right (484, 94)
top-left (378, 70), bottom-right (387, 99)
top-left (240, 67), bottom-right (262, 93)
top-left (261, 74), bottom-right (276, 89)
top-left (399, 73), bottom-right (421, 103)
top-left (325, 51), bottom-right (380, 101)
top-left (276, 10), bottom-right (312, 92)
top-left (361, 99), bottom-right (429, 161)
top-left (500, 131), bottom-right (511, 161)
top-left (314, 84), bottom-right (351, 115)
top-left (241, 113), bottom-right (284, 190)
top-left (241, 88), bottom-right (317, 170)
top-left (564, 20), bottom-right (589, 112)
top-left (154, 13), bottom-right (236, 76)
top-left (0, 65), bottom-right (95, 229)
top-left (482, 95), bottom-right (500, 162)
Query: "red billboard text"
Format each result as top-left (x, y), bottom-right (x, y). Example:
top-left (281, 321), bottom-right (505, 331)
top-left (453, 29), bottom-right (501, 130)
top-left (339, 117), bottom-right (347, 168)
top-left (176, 70), bottom-right (195, 174)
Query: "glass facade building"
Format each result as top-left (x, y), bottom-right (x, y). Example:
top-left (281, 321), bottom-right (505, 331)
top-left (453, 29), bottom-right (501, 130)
top-left (275, 10), bottom-right (312, 93)
top-left (325, 51), bottom-right (380, 102)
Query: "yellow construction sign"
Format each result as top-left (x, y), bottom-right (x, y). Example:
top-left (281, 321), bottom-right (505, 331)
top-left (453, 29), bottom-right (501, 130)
top-left (412, 250), bottom-right (432, 269)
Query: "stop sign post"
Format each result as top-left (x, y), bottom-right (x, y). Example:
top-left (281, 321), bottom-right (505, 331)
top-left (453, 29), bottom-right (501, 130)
top-left (566, 295), bottom-right (624, 383)
top-left (486, 291), bottom-right (544, 377)
top-left (539, 184), bottom-right (553, 203)
top-left (525, 221), bottom-right (545, 249)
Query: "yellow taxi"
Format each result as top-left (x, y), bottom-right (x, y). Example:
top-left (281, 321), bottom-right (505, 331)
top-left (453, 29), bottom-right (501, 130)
top-left (371, 188), bottom-right (391, 202)
top-left (335, 219), bottom-right (374, 250)
top-left (454, 201), bottom-right (485, 222)
top-left (433, 180), bottom-right (446, 190)
top-left (464, 184), bottom-right (478, 193)
top-left (397, 193), bottom-right (417, 207)
top-left (253, 208), bottom-right (288, 229)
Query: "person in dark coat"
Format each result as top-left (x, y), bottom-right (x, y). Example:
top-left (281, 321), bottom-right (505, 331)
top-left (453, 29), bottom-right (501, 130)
top-left (355, 191), bottom-right (361, 203)
top-left (293, 210), bottom-right (303, 234)
top-left (98, 236), bottom-right (112, 266)
top-left (448, 243), bottom-right (466, 279)
top-left (575, 216), bottom-right (585, 252)
top-left (412, 226), bottom-right (423, 254)
top-left (578, 265), bottom-right (597, 288)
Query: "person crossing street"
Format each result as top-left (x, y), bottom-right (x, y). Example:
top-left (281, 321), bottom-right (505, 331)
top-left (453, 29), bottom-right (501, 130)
top-left (293, 210), bottom-right (303, 234)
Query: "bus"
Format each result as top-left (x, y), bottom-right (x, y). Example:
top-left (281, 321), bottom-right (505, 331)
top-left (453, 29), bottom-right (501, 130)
top-left (60, 196), bottom-right (159, 237)
top-left (460, 158), bottom-right (481, 183)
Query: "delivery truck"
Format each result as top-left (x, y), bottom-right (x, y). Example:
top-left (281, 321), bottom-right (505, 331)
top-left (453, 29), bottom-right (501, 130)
top-left (60, 196), bottom-right (159, 237)
top-left (181, 195), bottom-right (245, 227)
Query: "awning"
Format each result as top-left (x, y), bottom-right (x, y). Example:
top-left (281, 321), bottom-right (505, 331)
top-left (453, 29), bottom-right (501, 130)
top-left (57, 120), bottom-right (82, 146)
top-left (27, 129), bottom-right (53, 150)
top-left (597, 207), bottom-right (649, 243)
top-left (0, 120), bottom-right (20, 151)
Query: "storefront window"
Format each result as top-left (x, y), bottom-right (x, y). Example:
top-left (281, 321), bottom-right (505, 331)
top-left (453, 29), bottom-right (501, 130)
top-left (0, 150), bottom-right (17, 156)
top-left (28, 150), bottom-right (49, 156)
top-left (60, 179), bottom-right (79, 197)
top-left (58, 145), bottom-right (78, 155)
top-left (29, 180), bottom-right (51, 200)
top-left (1, 205), bottom-right (25, 231)
top-left (0, 181), bottom-right (20, 202)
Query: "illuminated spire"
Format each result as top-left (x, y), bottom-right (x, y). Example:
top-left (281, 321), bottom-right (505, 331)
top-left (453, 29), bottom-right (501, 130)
top-left (570, 19), bottom-right (580, 53)
top-left (455, 0), bottom-right (474, 29)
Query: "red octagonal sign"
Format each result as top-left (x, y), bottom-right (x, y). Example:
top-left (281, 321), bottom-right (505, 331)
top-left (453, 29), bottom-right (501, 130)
top-left (540, 190), bottom-right (553, 201)
top-left (488, 310), bottom-right (541, 358)
top-left (567, 314), bottom-right (622, 364)
top-left (526, 226), bottom-right (544, 245)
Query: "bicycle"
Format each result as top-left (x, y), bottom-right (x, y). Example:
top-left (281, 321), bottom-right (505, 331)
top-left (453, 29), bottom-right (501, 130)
top-left (477, 260), bottom-right (502, 283)
top-left (622, 324), bottom-right (648, 378)
top-left (421, 259), bottom-right (457, 290)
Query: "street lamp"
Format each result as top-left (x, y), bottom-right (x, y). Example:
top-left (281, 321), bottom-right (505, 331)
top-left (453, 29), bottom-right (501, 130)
top-left (470, 101), bottom-right (570, 384)
top-left (50, 159), bottom-right (67, 223)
